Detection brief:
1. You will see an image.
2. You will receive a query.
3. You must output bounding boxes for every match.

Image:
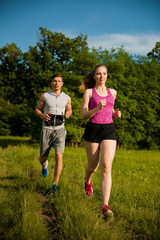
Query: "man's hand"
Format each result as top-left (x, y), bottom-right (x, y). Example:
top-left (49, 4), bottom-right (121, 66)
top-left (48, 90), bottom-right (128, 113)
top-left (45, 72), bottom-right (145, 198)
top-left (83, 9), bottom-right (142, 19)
top-left (43, 112), bottom-right (51, 121)
top-left (65, 111), bottom-right (71, 119)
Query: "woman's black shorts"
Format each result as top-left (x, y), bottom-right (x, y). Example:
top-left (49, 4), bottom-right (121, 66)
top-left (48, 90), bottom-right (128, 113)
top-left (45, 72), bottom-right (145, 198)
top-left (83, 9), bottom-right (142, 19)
top-left (83, 122), bottom-right (116, 143)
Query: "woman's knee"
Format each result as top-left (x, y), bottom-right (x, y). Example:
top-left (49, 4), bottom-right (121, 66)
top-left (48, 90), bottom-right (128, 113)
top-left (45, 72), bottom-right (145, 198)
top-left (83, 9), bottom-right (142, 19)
top-left (100, 163), bottom-right (112, 174)
top-left (87, 164), bottom-right (98, 174)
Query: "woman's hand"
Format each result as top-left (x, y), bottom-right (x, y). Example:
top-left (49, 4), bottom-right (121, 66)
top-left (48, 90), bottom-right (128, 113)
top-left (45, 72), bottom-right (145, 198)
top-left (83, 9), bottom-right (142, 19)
top-left (114, 109), bottom-right (121, 118)
top-left (98, 99), bottom-right (106, 110)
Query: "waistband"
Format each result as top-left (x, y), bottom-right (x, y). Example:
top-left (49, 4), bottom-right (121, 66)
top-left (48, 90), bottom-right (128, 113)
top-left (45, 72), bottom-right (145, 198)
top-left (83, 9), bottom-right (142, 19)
top-left (44, 114), bottom-right (64, 127)
top-left (89, 121), bottom-right (114, 127)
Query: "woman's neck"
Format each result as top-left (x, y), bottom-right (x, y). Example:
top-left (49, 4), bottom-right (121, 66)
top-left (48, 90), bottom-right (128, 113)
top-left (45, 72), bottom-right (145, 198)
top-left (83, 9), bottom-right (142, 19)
top-left (95, 85), bottom-right (108, 97)
top-left (95, 84), bottom-right (106, 92)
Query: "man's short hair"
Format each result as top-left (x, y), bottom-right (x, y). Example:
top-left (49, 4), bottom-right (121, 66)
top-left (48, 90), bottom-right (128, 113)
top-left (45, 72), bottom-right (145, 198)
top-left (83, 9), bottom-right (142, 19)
top-left (52, 74), bottom-right (63, 81)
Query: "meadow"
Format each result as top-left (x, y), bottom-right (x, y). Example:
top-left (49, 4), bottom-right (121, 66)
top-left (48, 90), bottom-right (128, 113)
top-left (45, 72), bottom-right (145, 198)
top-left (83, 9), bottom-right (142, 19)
top-left (0, 138), bottom-right (159, 240)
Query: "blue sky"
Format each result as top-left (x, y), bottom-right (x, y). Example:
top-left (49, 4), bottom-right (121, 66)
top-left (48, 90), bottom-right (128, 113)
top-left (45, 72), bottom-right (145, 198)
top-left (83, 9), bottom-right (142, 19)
top-left (0, 0), bottom-right (160, 55)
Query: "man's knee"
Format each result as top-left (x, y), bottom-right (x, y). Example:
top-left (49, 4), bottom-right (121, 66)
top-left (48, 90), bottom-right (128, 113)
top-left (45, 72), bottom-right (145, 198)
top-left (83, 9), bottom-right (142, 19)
top-left (55, 152), bottom-right (63, 161)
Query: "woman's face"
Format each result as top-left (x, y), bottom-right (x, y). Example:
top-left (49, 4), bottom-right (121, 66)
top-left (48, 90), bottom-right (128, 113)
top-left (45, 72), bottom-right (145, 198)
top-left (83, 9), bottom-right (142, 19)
top-left (94, 66), bottom-right (107, 85)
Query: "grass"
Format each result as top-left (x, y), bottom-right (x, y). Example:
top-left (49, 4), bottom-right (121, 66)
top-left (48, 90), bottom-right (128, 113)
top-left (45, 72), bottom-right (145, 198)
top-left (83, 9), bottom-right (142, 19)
top-left (0, 135), bottom-right (31, 148)
top-left (0, 137), bottom-right (159, 239)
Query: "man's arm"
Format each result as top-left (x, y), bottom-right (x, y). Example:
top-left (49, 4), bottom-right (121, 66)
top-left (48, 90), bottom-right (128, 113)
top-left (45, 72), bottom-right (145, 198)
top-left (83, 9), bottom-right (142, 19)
top-left (35, 94), bottom-right (50, 121)
top-left (65, 96), bottom-right (72, 119)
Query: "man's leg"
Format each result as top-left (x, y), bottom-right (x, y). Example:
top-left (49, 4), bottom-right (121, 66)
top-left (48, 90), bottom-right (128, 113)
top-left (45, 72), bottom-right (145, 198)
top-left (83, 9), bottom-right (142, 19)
top-left (40, 156), bottom-right (48, 168)
top-left (52, 128), bottom-right (66, 192)
top-left (53, 152), bottom-right (63, 185)
top-left (40, 155), bottom-right (49, 178)
top-left (40, 128), bottom-right (52, 178)
top-left (53, 128), bottom-right (66, 184)
top-left (40, 128), bottom-right (51, 169)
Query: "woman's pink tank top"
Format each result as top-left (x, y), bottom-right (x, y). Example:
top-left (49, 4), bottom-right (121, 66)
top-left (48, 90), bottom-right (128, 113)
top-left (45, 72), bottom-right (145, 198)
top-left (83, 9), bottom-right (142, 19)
top-left (89, 87), bottom-right (115, 124)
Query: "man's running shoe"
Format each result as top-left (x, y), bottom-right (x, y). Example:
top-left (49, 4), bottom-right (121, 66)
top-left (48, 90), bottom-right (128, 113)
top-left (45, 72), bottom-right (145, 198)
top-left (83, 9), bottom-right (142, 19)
top-left (52, 184), bottom-right (59, 193)
top-left (42, 160), bottom-right (48, 177)
top-left (102, 205), bottom-right (114, 219)
top-left (85, 181), bottom-right (93, 196)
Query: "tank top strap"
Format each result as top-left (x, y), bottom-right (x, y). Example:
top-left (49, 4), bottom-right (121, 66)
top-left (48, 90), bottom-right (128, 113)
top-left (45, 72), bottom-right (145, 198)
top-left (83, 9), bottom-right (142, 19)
top-left (92, 87), bottom-right (96, 94)
top-left (106, 87), bottom-right (111, 96)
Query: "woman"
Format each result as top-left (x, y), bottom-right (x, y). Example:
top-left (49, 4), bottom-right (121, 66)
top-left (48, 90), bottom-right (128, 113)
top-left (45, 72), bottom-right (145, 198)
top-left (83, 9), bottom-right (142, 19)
top-left (81, 64), bottom-right (121, 218)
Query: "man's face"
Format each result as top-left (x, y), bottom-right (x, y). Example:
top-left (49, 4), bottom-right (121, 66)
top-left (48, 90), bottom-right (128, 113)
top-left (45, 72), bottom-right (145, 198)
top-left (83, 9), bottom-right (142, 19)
top-left (51, 77), bottom-right (63, 91)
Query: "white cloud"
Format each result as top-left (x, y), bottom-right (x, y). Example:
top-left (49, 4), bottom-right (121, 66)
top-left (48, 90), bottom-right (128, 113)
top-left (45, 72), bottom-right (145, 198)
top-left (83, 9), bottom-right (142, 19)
top-left (87, 33), bottom-right (160, 55)
top-left (52, 28), bottom-right (160, 55)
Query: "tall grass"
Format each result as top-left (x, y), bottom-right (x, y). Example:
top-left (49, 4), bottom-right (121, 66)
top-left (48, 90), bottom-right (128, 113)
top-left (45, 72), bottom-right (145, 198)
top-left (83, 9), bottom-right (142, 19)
top-left (0, 141), bottom-right (159, 239)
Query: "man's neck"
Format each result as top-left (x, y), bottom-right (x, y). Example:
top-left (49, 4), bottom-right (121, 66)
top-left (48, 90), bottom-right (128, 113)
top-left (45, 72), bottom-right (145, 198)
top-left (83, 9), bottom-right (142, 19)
top-left (51, 89), bottom-right (62, 96)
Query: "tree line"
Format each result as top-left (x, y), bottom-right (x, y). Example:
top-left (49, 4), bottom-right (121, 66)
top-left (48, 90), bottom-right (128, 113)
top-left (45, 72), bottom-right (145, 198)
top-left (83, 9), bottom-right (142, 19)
top-left (0, 27), bottom-right (160, 149)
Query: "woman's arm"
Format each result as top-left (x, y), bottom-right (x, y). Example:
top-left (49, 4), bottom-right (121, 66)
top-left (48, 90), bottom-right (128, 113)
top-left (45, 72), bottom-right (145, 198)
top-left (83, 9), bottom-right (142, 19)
top-left (110, 89), bottom-right (121, 118)
top-left (81, 89), bottom-right (106, 120)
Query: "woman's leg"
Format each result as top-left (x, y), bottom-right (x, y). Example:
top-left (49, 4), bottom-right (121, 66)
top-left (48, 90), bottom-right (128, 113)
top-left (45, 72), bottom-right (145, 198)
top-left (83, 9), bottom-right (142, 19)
top-left (84, 141), bottom-right (100, 183)
top-left (100, 140), bottom-right (116, 206)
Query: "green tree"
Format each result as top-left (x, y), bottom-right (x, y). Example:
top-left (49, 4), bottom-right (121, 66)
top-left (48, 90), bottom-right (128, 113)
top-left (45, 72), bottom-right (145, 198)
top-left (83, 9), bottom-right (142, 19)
top-left (147, 42), bottom-right (160, 62)
top-left (0, 43), bottom-right (25, 104)
top-left (0, 98), bottom-right (14, 135)
top-left (0, 28), bottom-right (159, 149)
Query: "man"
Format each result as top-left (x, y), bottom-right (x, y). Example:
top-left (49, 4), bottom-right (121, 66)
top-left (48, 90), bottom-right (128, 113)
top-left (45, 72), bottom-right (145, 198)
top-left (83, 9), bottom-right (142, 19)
top-left (35, 74), bottom-right (72, 192)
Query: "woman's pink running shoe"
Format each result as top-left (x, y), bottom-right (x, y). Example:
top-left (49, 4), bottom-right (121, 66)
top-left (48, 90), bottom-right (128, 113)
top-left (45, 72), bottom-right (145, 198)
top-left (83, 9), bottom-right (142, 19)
top-left (102, 205), bottom-right (114, 218)
top-left (85, 181), bottom-right (93, 196)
